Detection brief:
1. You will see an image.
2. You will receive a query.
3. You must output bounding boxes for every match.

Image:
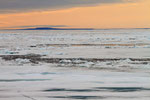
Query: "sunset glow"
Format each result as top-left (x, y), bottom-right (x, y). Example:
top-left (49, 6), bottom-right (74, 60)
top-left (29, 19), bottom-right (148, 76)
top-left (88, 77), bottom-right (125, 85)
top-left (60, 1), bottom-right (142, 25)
top-left (0, 0), bottom-right (149, 29)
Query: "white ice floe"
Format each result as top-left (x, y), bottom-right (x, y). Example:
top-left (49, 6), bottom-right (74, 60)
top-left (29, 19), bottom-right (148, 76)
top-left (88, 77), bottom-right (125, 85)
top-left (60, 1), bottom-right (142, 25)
top-left (15, 58), bottom-right (30, 65)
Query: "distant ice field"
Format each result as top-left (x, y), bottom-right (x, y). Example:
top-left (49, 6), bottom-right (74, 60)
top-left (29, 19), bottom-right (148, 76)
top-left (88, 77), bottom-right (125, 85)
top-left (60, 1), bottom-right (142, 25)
top-left (0, 29), bottom-right (150, 100)
top-left (0, 29), bottom-right (150, 58)
top-left (0, 29), bottom-right (150, 70)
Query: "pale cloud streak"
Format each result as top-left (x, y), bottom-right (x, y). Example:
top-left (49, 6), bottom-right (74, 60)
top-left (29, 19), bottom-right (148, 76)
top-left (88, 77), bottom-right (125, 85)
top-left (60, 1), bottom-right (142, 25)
top-left (0, 0), bottom-right (140, 13)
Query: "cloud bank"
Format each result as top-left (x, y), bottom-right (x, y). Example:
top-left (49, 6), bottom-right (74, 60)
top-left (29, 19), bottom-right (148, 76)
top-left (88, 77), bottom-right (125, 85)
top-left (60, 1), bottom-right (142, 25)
top-left (5, 25), bottom-right (68, 29)
top-left (0, 0), bottom-right (140, 13)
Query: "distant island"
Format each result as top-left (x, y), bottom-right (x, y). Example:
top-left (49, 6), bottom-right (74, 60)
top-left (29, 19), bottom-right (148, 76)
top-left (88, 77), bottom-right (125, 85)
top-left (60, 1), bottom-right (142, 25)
top-left (2, 27), bottom-right (150, 30)
top-left (19, 27), bottom-right (94, 30)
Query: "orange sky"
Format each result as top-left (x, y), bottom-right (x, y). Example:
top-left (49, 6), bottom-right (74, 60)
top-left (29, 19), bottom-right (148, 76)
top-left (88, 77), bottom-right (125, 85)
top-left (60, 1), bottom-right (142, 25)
top-left (0, 0), bottom-right (149, 29)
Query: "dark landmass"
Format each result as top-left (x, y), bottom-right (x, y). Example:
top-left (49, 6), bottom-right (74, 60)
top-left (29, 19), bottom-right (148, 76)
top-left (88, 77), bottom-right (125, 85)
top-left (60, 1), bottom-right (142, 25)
top-left (99, 28), bottom-right (150, 30)
top-left (1, 27), bottom-right (150, 30)
top-left (131, 28), bottom-right (150, 29)
top-left (19, 27), bottom-right (94, 30)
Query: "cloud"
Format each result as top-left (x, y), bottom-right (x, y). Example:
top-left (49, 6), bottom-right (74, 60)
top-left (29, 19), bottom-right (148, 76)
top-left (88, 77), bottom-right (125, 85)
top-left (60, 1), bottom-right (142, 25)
top-left (2, 25), bottom-right (69, 29)
top-left (0, 22), bottom-right (5, 24)
top-left (0, 22), bottom-right (8, 25)
top-left (16, 25), bottom-right (68, 28)
top-left (0, 0), bottom-right (140, 13)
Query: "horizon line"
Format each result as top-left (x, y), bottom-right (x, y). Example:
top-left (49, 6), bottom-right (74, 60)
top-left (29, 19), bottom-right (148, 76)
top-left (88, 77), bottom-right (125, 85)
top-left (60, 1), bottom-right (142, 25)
top-left (0, 27), bottom-right (150, 30)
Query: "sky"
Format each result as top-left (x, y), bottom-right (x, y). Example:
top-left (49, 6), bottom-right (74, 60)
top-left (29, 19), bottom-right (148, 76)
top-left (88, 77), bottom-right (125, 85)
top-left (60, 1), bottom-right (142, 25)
top-left (0, 0), bottom-right (149, 29)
